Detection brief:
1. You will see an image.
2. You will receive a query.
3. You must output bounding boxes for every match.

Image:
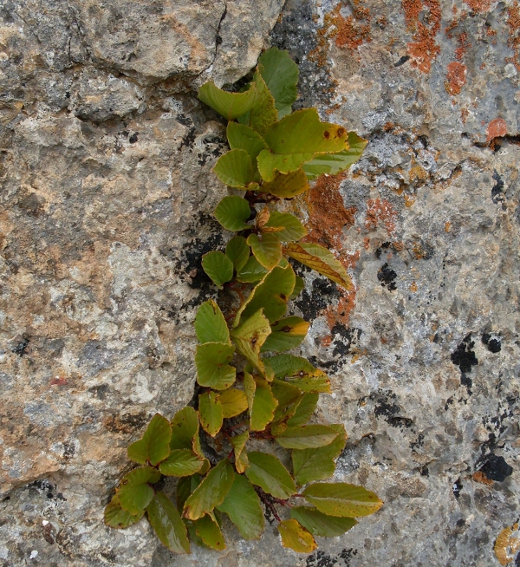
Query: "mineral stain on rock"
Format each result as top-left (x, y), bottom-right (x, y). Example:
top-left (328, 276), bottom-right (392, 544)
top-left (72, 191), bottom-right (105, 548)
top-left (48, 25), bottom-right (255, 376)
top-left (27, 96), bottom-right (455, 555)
top-left (451, 335), bottom-right (478, 390)
top-left (478, 454), bottom-right (513, 482)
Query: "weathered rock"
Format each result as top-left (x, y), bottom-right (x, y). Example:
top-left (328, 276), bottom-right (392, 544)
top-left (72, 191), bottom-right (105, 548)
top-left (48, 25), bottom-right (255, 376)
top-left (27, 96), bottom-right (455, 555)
top-left (1, 0), bottom-right (519, 566)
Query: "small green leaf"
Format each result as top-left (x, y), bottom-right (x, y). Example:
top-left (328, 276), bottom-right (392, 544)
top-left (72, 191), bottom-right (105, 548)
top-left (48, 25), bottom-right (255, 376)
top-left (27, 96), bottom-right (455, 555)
top-left (213, 149), bottom-right (258, 189)
top-left (275, 424), bottom-right (339, 449)
top-left (290, 275), bottom-right (305, 299)
top-left (261, 168), bottom-right (310, 198)
top-left (193, 514), bottom-right (226, 550)
top-left (236, 255), bottom-right (268, 283)
top-left (265, 211), bottom-right (307, 242)
top-left (127, 413), bottom-right (172, 466)
top-left (244, 372), bottom-right (278, 431)
top-left (118, 483), bottom-right (154, 515)
top-left (278, 519), bottom-right (317, 553)
top-left (201, 251), bottom-right (234, 288)
top-left (245, 451), bottom-right (296, 499)
top-left (195, 300), bottom-right (230, 344)
top-left (227, 122), bottom-right (268, 163)
top-left (199, 391), bottom-right (224, 437)
top-left (284, 242), bottom-right (352, 290)
top-left (231, 431), bottom-right (249, 473)
top-left (170, 406), bottom-right (199, 450)
top-left (261, 316), bottom-right (309, 352)
top-left (266, 354), bottom-right (331, 393)
top-left (290, 506), bottom-right (357, 537)
top-left (271, 379), bottom-right (303, 424)
top-left (218, 388), bottom-right (248, 418)
top-left (214, 196), bottom-right (251, 232)
top-left (120, 466), bottom-right (161, 486)
top-left (286, 393), bottom-right (319, 427)
top-left (258, 47), bottom-right (299, 118)
top-left (231, 309), bottom-right (272, 376)
top-left (302, 131), bottom-right (368, 179)
top-left (104, 496), bottom-right (144, 529)
top-left (217, 474), bottom-right (265, 540)
top-left (247, 233), bottom-right (282, 270)
top-left (177, 475), bottom-right (202, 510)
top-left (302, 483), bottom-right (383, 518)
top-left (146, 492), bottom-right (191, 554)
top-left (226, 236), bottom-right (251, 272)
top-left (159, 449), bottom-right (204, 477)
top-left (247, 71), bottom-right (278, 137)
top-left (184, 459), bottom-right (235, 520)
top-left (195, 342), bottom-right (236, 390)
top-left (198, 81), bottom-right (257, 120)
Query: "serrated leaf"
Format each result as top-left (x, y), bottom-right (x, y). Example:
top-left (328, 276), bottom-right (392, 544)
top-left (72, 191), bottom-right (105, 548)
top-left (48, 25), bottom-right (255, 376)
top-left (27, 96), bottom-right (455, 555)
top-left (213, 148), bottom-right (259, 189)
top-left (231, 309), bottom-right (272, 376)
top-left (258, 47), bottom-right (299, 118)
top-left (193, 514), bottom-right (226, 550)
top-left (244, 372), bottom-right (278, 431)
top-left (264, 211), bottom-right (307, 242)
top-left (217, 474), bottom-right (265, 540)
top-left (227, 122), bottom-right (268, 163)
top-left (214, 196), bottom-right (251, 232)
top-left (159, 449), bottom-right (205, 477)
top-left (127, 413), bottom-right (172, 466)
top-left (247, 233), bottom-right (282, 270)
top-left (201, 251), bottom-right (234, 288)
top-left (302, 132), bottom-right (368, 179)
top-left (226, 236), bottom-right (251, 272)
top-left (195, 300), bottom-right (230, 344)
top-left (278, 519), bottom-right (317, 553)
top-left (292, 424), bottom-right (347, 485)
top-left (245, 451), bottom-right (296, 499)
top-left (198, 81), bottom-right (258, 120)
top-left (290, 506), bottom-right (357, 537)
top-left (261, 168), bottom-right (310, 198)
top-left (183, 459), bottom-right (235, 520)
top-left (199, 391), bottom-right (224, 437)
top-left (120, 466), bottom-right (162, 486)
top-left (257, 109), bottom-right (349, 182)
top-left (118, 483), bottom-right (154, 515)
top-left (170, 407), bottom-right (199, 451)
top-left (286, 393), bottom-right (319, 427)
top-left (267, 354), bottom-right (331, 393)
top-left (247, 71), bottom-right (278, 136)
top-left (218, 388), bottom-right (248, 418)
top-left (177, 474), bottom-right (202, 510)
top-left (302, 483), bottom-right (383, 517)
top-left (104, 496), bottom-right (144, 529)
top-left (231, 431), bottom-right (249, 473)
top-left (146, 492), bottom-right (190, 554)
top-left (236, 255), bottom-right (268, 283)
top-left (275, 424), bottom-right (339, 449)
top-left (195, 342), bottom-right (236, 390)
top-left (234, 264), bottom-right (295, 325)
top-left (284, 242), bottom-right (351, 290)
top-left (261, 316), bottom-right (309, 352)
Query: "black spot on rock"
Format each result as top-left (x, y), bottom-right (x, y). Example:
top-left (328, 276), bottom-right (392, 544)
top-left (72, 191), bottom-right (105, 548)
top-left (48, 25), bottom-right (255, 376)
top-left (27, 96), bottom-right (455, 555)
top-left (372, 390), bottom-right (413, 428)
top-left (452, 478), bottom-right (463, 498)
top-left (129, 132), bottom-right (138, 144)
top-left (377, 263), bottom-right (397, 290)
top-left (331, 326), bottom-right (362, 357)
top-left (295, 276), bottom-right (339, 321)
top-left (482, 332), bottom-right (501, 353)
top-left (451, 335), bottom-right (478, 391)
top-left (12, 336), bottom-right (29, 356)
top-left (478, 454), bottom-right (513, 482)
top-left (491, 169), bottom-right (505, 206)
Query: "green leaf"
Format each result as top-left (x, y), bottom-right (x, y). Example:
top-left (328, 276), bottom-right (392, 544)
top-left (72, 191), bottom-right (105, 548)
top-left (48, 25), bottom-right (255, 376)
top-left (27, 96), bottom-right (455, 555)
top-left (284, 242), bottom-right (351, 290)
top-left (195, 342), bottom-right (236, 390)
top-left (231, 431), bottom-right (249, 473)
top-left (201, 251), bottom-right (234, 289)
top-left (302, 132), bottom-right (368, 179)
top-left (245, 451), bottom-right (296, 499)
top-left (214, 196), bottom-right (251, 232)
top-left (193, 514), bottom-right (226, 550)
top-left (292, 424), bottom-right (347, 485)
top-left (247, 233), bottom-right (282, 270)
top-left (278, 519), bottom-right (317, 553)
top-left (218, 388), bottom-right (248, 418)
top-left (302, 483), bottom-right (383, 517)
top-left (227, 122), bottom-right (268, 163)
top-left (213, 149), bottom-right (258, 189)
top-left (159, 449), bottom-right (205, 477)
top-left (290, 506), bottom-right (357, 537)
top-left (120, 466), bottom-right (161, 486)
top-left (217, 474), bottom-right (265, 540)
top-left (195, 300), bottom-right (230, 344)
top-left (286, 393), bottom-right (319, 427)
top-left (261, 168), bottom-right (310, 198)
top-left (183, 459), bottom-right (235, 521)
top-left (118, 483), bottom-right (154, 515)
top-left (271, 379), bottom-right (303, 424)
top-left (247, 71), bottom-right (278, 137)
top-left (290, 275), bottom-right (305, 300)
top-left (104, 496), bottom-right (144, 529)
top-left (275, 424), bottom-right (339, 449)
top-left (170, 406), bottom-right (199, 450)
top-left (199, 391), bottom-right (224, 437)
top-left (127, 413), bottom-right (172, 466)
top-left (177, 474), bottom-right (202, 510)
top-left (244, 372), bottom-right (278, 431)
top-left (266, 354), bottom-right (331, 393)
top-left (265, 211), bottom-right (307, 242)
top-left (261, 316), bottom-right (309, 352)
top-left (258, 109), bottom-right (349, 182)
top-left (258, 47), bottom-right (299, 118)
top-left (198, 81), bottom-right (258, 120)
top-left (236, 255), bottom-right (268, 283)
top-left (146, 492), bottom-right (190, 554)
top-left (234, 264), bottom-right (296, 325)
top-left (226, 236), bottom-right (251, 272)
top-left (231, 309), bottom-right (272, 376)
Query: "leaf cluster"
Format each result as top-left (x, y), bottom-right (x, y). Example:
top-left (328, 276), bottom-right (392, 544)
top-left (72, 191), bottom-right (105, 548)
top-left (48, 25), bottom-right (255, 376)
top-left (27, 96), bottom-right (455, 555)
top-left (105, 47), bottom-right (380, 555)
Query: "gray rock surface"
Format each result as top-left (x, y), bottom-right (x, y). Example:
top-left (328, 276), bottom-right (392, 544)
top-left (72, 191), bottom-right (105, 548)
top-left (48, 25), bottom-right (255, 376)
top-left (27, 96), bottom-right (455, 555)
top-left (1, 0), bottom-right (519, 566)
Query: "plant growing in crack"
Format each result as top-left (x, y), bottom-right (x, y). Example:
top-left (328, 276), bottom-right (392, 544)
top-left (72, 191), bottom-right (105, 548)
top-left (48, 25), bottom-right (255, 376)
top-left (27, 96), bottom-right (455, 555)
top-left (104, 47), bottom-right (382, 554)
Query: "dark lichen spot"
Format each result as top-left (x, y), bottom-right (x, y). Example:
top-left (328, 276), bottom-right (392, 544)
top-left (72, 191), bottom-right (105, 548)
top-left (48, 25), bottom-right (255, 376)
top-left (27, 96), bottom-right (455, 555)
top-left (12, 336), bottom-right (29, 356)
top-left (478, 454), bottom-right (513, 482)
top-left (394, 54), bottom-right (410, 66)
top-left (331, 326), bottom-right (362, 357)
top-left (295, 276), bottom-right (339, 321)
top-left (452, 478), bottom-right (463, 498)
top-left (491, 169), bottom-right (505, 205)
top-left (451, 335), bottom-right (478, 391)
top-left (129, 132), bottom-right (139, 144)
top-left (482, 332), bottom-right (501, 353)
top-left (377, 262), bottom-right (397, 290)
top-left (372, 390), bottom-right (413, 428)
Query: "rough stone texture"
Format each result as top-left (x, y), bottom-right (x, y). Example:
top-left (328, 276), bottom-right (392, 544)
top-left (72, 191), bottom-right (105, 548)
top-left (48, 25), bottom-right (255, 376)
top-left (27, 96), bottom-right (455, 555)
top-left (1, 1), bottom-right (519, 566)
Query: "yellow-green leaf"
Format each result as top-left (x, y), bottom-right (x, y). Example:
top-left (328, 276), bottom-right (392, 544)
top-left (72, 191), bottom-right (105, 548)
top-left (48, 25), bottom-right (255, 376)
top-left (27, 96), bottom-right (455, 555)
top-left (290, 506), bottom-right (357, 537)
top-left (245, 451), bottom-right (296, 499)
top-left (261, 168), bottom-right (310, 198)
top-left (201, 250), bottom-right (234, 289)
top-left (258, 47), bottom-right (299, 118)
top-left (278, 519), bottom-right (317, 553)
top-left (199, 391), bottom-right (224, 437)
top-left (195, 300), bottom-right (230, 345)
top-left (286, 393), bottom-right (319, 427)
top-left (271, 379), bottom-right (303, 424)
top-left (227, 122), bottom-right (268, 163)
top-left (127, 413), bottom-right (172, 466)
top-left (302, 483), bottom-right (383, 518)
top-left (244, 372), bottom-right (278, 431)
top-left (247, 233), bottom-right (282, 270)
top-left (231, 309), bottom-right (272, 376)
top-left (213, 149), bottom-right (258, 189)
top-left (170, 406), bottom-right (199, 451)
top-left (226, 236), bottom-right (251, 272)
top-left (159, 449), bottom-right (205, 477)
top-left (265, 211), bottom-right (307, 242)
top-left (195, 342), bottom-right (236, 390)
top-left (214, 196), bottom-right (252, 232)
top-left (266, 354), bottom-right (331, 393)
top-left (104, 495), bottom-right (144, 529)
top-left (198, 81), bottom-right (258, 120)
top-left (218, 388), bottom-right (248, 418)
top-left (118, 483), bottom-right (154, 515)
top-left (236, 255), bottom-right (268, 283)
top-left (246, 71), bottom-right (278, 137)
top-left (275, 425), bottom-right (339, 450)
top-left (176, 474), bottom-right (202, 510)
top-left (231, 431), bottom-right (249, 473)
top-left (146, 492), bottom-right (190, 554)
top-left (193, 513), bottom-right (226, 550)
top-left (261, 316), bottom-right (309, 352)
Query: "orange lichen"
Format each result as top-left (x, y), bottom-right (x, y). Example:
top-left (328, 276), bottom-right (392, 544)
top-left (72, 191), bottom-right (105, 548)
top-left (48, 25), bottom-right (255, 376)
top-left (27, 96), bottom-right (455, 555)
top-left (333, 4), bottom-right (372, 51)
top-left (463, 0), bottom-right (492, 13)
top-left (445, 61), bottom-right (467, 95)
top-left (460, 107), bottom-right (469, 124)
top-left (445, 221), bottom-right (451, 232)
top-left (409, 282), bottom-right (418, 292)
top-left (486, 117), bottom-right (508, 142)
top-left (495, 523), bottom-right (520, 566)
top-left (472, 471), bottom-right (494, 485)
top-left (507, 2), bottom-right (520, 70)
top-left (455, 31), bottom-right (472, 60)
top-left (365, 198), bottom-right (398, 236)
top-left (404, 0), bottom-right (442, 73)
top-left (324, 258), bottom-right (359, 329)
